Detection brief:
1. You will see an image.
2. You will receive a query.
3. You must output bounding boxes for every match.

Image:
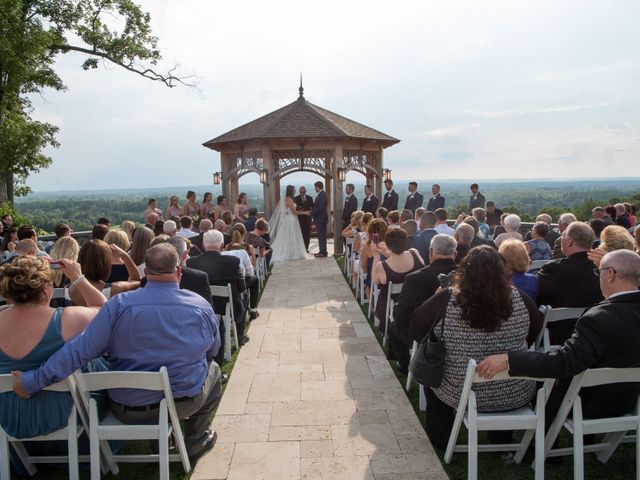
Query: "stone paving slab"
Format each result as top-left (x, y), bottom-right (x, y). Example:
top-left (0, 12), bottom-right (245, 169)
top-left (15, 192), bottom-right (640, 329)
top-left (192, 241), bottom-right (448, 480)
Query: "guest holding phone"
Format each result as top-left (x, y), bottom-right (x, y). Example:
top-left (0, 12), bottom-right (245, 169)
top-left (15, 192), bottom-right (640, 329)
top-left (359, 219), bottom-right (388, 302)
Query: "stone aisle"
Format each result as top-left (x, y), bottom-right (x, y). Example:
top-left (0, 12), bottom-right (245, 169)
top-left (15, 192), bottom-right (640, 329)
top-left (192, 244), bottom-right (448, 480)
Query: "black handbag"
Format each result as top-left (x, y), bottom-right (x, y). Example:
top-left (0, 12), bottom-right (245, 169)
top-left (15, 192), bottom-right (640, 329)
top-left (409, 289), bottom-right (451, 387)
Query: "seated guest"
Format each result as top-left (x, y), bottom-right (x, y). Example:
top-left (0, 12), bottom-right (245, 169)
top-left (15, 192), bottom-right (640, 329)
top-left (3, 239), bottom-right (39, 263)
top-left (524, 214), bottom-right (559, 249)
top-left (16, 226), bottom-right (49, 258)
top-left (192, 218), bottom-right (213, 252)
top-left (177, 216), bottom-right (197, 239)
top-left (71, 239), bottom-right (139, 306)
top-left (463, 217), bottom-right (494, 248)
top-left (120, 221), bottom-right (136, 243)
top-left (387, 210), bottom-right (401, 228)
top-left (50, 236), bottom-right (80, 289)
top-left (45, 223), bottom-right (72, 254)
top-left (0, 257), bottom-right (106, 456)
top-left (221, 211), bottom-right (234, 235)
top-left (341, 211), bottom-right (364, 240)
top-left (129, 226), bottom-right (155, 276)
top-left (244, 207), bottom-right (258, 232)
top-left (409, 246), bottom-right (541, 449)
top-left (525, 221), bottom-right (552, 260)
top-left (588, 225), bottom-right (636, 267)
top-left (400, 209), bottom-right (414, 225)
top-left (354, 213), bottom-right (374, 253)
top-left (470, 208), bottom-right (490, 239)
top-left (453, 223), bottom-right (474, 264)
top-left (13, 244), bottom-right (222, 461)
top-left (214, 219), bottom-right (232, 246)
top-left (145, 212), bottom-right (159, 230)
top-left (247, 219), bottom-right (272, 266)
top-left (187, 230), bottom-right (249, 345)
top-left (166, 236), bottom-right (213, 305)
top-left (0, 214), bottom-right (12, 236)
top-left (377, 207), bottom-right (388, 222)
top-left (401, 219), bottom-right (418, 246)
top-left (414, 207), bottom-right (426, 227)
top-left (615, 203), bottom-right (630, 228)
top-left (388, 234), bottom-right (457, 373)
top-left (152, 220), bottom-right (164, 237)
top-left (104, 230), bottom-right (140, 283)
top-left (360, 219), bottom-right (388, 300)
top-left (225, 224), bottom-right (259, 320)
top-left (592, 206), bottom-right (614, 226)
top-left (537, 221), bottom-right (603, 344)
top-left (588, 218), bottom-right (607, 246)
top-left (91, 223), bottom-right (109, 240)
top-left (478, 249), bottom-right (640, 431)
top-left (370, 228), bottom-right (423, 334)
top-left (434, 208), bottom-right (454, 236)
top-left (552, 213), bottom-right (577, 259)
top-left (500, 239), bottom-right (537, 301)
top-left (0, 227), bottom-right (18, 262)
top-left (97, 217), bottom-right (111, 228)
top-left (163, 219), bottom-right (177, 237)
top-left (492, 212), bottom-right (509, 238)
top-left (493, 214), bottom-right (522, 248)
top-left (628, 204), bottom-right (637, 228)
top-left (413, 211), bottom-right (437, 264)
top-left (485, 201), bottom-right (503, 232)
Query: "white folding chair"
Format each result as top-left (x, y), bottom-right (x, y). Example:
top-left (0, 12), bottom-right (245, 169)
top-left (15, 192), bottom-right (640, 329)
top-left (350, 252), bottom-right (360, 289)
top-left (444, 359), bottom-right (552, 480)
top-left (52, 288), bottom-right (71, 301)
top-left (528, 259), bottom-right (552, 272)
top-left (210, 284), bottom-right (239, 361)
top-left (344, 237), bottom-right (355, 276)
top-left (367, 284), bottom-right (379, 325)
top-left (76, 368), bottom-right (191, 480)
top-left (544, 367), bottom-right (640, 480)
top-left (0, 375), bottom-right (83, 480)
top-left (382, 282), bottom-right (403, 347)
top-left (404, 341), bottom-right (427, 411)
top-left (535, 306), bottom-right (586, 352)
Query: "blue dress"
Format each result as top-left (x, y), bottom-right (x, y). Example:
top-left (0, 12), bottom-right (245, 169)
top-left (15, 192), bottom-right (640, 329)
top-left (0, 308), bottom-right (72, 438)
top-left (511, 272), bottom-right (538, 302)
top-left (527, 239), bottom-right (552, 260)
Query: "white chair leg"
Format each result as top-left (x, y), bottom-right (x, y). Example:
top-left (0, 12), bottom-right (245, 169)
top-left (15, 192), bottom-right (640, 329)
top-left (11, 442), bottom-right (36, 476)
top-left (468, 395), bottom-right (478, 480)
top-left (636, 421), bottom-right (640, 480)
top-left (596, 431), bottom-right (626, 463)
top-left (159, 402), bottom-right (169, 480)
top-left (232, 319), bottom-right (239, 349)
top-left (67, 407), bottom-right (79, 480)
top-left (0, 428), bottom-right (10, 480)
top-left (573, 399), bottom-right (584, 480)
top-left (89, 400), bottom-right (102, 480)
top-left (534, 388), bottom-right (545, 480)
top-left (224, 316), bottom-right (232, 361)
top-left (405, 342), bottom-right (416, 392)
top-left (419, 385), bottom-right (426, 412)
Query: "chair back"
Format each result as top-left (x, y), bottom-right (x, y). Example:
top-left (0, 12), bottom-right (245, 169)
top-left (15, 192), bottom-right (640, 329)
top-left (52, 288), bottom-right (71, 301)
top-left (535, 305), bottom-right (586, 350)
top-left (0, 374), bottom-right (71, 394)
top-left (528, 259), bottom-right (552, 271)
top-left (210, 283), bottom-right (232, 299)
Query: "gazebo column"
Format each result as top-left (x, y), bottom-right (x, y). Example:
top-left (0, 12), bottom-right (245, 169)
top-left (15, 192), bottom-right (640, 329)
top-left (325, 173), bottom-right (332, 238)
top-left (333, 143), bottom-right (344, 255)
top-left (221, 152), bottom-right (232, 204)
top-left (262, 145), bottom-right (274, 219)
top-left (376, 147), bottom-right (384, 199)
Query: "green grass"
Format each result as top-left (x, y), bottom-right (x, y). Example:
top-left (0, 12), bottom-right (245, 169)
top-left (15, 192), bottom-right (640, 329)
top-left (335, 255), bottom-right (636, 480)
top-left (24, 271), bottom-right (271, 480)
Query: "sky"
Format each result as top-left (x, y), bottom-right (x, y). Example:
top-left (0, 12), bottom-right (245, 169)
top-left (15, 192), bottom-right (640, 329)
top-left (27, 0), bottom-right (640, 191)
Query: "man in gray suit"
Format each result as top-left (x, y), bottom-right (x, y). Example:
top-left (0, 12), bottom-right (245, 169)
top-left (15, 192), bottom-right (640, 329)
top-left (312, 181), bottom-right (329, 257)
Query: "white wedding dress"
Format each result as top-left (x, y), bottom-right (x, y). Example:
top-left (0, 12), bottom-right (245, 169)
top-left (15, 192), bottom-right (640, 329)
top-left (269, 198), bottom-right (308, 263)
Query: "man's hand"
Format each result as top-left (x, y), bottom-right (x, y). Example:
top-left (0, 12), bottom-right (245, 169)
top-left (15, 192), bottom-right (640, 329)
top-left (476, 354), bottom-right (509, 379)
top-left (11, 371), bottom-right (30, 399)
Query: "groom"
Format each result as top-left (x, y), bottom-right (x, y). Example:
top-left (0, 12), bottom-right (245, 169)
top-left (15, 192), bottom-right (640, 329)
top-left (312, 180), bottom-right (328, 258)
top-left (295, 186), bottom-right (314, 252)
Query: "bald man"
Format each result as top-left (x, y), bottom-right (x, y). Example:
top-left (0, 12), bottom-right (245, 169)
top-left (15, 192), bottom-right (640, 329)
top-left (478, 249), bottom-right (640, 429)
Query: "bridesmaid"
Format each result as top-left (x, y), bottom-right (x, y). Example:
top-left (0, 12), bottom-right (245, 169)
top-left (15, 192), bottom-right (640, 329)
top-left (234, 192), bottom-right (249, 222)
top-left (166, 195), bottom-right (182, 220)
top-left (143, 198), bottom-right (163, 223)
top-left (183, 190), bottom-right (200, 218)
top-left (214, 195), bottom-right (230, 221)
top-left (200, 192), bottom-right (215, 220)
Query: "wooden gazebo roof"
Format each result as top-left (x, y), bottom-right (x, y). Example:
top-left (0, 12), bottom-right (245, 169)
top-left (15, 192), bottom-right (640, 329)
top-left (202, 91), bottom-right (400, 151)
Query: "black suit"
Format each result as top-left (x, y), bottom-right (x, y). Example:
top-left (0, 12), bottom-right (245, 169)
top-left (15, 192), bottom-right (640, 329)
top-left (382, 190), bottom-right (399, 211)
top-left (426, 194), bottom-right (445, 212)
top-left (362, 195), bottom-right (379, 215)
top-left (186, 251), bottom-right (247, 337)
top-left (312, 190), bottom-right (328, 255)
top-left (342, 194), bottom-right (358, 228)
top-left (413, 228), bottom-right (437, 265)
top-left (509, 292), bottom-right (640, 429)
top-left (295, 194), bottom-right (314, 251)
top-left (404, 192), bottom-right (424, 213)
top-left (468, 192), bottom-right (486, 213)
top-left (387, 258), bottom-right (457, 370)
top-left (536, 251), bottom-right (604, 344)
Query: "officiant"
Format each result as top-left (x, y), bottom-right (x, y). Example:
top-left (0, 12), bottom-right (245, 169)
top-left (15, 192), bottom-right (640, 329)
top-left (295, 186), bottom-right (314, 252)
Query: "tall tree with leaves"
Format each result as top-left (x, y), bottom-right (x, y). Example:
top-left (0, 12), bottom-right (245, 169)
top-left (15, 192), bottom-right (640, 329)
top-left (0, 0), bottom-right (192, 203)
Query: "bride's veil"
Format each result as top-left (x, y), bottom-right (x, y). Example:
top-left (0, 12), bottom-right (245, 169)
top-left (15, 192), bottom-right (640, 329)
top-left (268, 198), bottom-right (287, 241)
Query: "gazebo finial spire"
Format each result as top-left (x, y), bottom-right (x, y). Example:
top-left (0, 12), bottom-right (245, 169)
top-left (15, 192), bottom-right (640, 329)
top-left (298, 73), bottom-right (304, 100)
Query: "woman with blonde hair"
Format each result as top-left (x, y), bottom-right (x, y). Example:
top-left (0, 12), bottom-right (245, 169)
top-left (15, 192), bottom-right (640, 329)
top-left (589, 225), bottom-right (636, 267)
top-left (165, 195), bottom-right (181, 220)
top-left (129, 226), bottom-right (155, 274)
top-left (360, 218), bottom-right (388, 300)
top-left (104, 230), bottom-right (139, 283)
top-left (120, 220), bottom-right (136, 242)
top-left (50, 237), bottom-right (80, 288)
top-left (499, 239), bottom-right (537, 301)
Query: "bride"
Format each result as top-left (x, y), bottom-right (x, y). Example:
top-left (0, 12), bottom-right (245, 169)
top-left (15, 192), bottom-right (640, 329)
top-left (270, 185), bottom-right (310, 262)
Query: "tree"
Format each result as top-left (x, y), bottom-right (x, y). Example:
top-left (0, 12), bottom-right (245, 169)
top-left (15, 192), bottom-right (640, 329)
top-left (0, 0), bottom-right (193, 204)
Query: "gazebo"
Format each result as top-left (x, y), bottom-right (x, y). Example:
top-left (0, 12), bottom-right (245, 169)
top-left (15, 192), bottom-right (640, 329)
top-left (202, 84), bottom-right (400, 254)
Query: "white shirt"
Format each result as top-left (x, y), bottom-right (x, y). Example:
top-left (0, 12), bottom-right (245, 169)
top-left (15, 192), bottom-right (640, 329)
top-left (434, 223), bottom-right (455, 236)
top-left (222, 249), bottom-right (254, 277)
top-left (176, 228), bottom-right (198, 239)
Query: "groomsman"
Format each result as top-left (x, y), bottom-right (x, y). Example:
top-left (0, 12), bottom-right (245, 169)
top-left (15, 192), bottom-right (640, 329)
top-left (404, 182), bottom-right (424, 213)
top-left (426, 184), bottom-right (445, 211)
top-left (295, 186), bottom-right (314, 252)
top-left (468, 183), bottom-right (486, 213)
top-left (382, 179), bottom-right (399, 211)
top-left (342, 183), bottom-right (358, 228)
top-left (312, 181), bottom-right (329, 257)
top-left (362, 184), bottom-right (379, 215)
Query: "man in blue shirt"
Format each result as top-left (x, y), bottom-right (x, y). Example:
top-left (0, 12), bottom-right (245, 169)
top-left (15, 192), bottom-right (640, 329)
top-left (13, 243), bottom-right (222, 461)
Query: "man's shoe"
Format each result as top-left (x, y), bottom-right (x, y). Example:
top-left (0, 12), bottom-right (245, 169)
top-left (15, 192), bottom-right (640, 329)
top-left (314, 252), bottom-right (328, 258)
top-left (249, 310), bottom-right (258, 320)
top-left (188, 430), bottom-right (217, 461)
top-left (221, 373), bottom-right (229, 385)
top-left (239, 335), bottom-right (250, 345)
